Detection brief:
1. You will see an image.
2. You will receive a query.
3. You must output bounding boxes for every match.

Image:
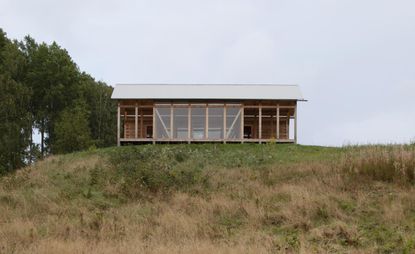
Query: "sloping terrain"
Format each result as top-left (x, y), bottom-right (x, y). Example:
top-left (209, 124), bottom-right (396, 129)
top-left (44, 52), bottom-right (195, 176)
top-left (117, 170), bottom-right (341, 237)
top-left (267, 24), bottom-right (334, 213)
top-left (1, 144), bottom-right (415, 253)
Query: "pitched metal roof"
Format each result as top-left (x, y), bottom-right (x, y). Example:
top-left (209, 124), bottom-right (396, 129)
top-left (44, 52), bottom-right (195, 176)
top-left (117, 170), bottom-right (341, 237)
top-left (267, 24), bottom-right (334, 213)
top-left (111, 84), bottom-right (305, 100)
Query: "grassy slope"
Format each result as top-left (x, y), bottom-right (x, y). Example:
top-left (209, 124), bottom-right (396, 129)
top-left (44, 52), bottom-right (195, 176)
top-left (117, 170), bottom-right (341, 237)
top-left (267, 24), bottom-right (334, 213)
top-left (1, 144), bottom-right (415, 253)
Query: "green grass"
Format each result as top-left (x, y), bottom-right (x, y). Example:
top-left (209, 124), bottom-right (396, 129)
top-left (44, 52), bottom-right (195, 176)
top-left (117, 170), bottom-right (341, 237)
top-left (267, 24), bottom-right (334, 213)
top-left (1, 144), bottom-right (415, 253)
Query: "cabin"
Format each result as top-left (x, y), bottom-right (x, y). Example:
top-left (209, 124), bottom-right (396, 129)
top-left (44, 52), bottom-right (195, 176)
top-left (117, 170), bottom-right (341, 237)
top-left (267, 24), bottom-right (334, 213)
top-left (111, 84), bottom-right (305, 145)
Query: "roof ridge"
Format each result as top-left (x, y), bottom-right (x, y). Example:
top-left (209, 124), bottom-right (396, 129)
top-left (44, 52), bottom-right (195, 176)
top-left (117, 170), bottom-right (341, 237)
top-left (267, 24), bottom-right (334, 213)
top-left (115, 84), bottom-right (299, 87)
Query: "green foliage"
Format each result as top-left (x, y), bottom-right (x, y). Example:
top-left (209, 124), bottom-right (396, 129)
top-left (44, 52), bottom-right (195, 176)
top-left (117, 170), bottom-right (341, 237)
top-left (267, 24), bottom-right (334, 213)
top-left (107, 145), bottom-right (209, 197)
top-left (0, 76), bottom-right (31, 174)
top-left (20, 38), bottom-right (117, 155)
top-left (360, 220), bottom-right (405, 253)
top-left (77, 74), bottom-right (116, 147)
top-left (53, 102), bottom-right (93, 153)
top-left (0, 29), bottom-right (32, 174)
top-left (102, 144), bottom-right (337, 199)
top-left (21, 38), bottom-right (81, 154)
top-left (0, 28), bottom-right (116, 172)
top-left (403, 238), bottom-right (415, 254)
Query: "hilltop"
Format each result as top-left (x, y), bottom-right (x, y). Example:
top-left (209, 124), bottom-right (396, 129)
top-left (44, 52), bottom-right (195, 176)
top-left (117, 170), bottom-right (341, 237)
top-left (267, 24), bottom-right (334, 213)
top-left (1, 144), bottom-right (415, 253)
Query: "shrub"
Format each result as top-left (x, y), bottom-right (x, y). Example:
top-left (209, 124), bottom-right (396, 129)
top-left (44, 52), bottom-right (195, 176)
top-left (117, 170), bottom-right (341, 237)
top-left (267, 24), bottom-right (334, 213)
top-left (53, 103), bottom-right (93, 154)
top-left (107, 145), bottom-right (209, 197)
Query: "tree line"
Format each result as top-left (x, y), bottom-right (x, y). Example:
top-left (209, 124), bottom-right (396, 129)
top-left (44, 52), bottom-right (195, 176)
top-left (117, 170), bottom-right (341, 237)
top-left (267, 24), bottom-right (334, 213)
top-left (0, 28), bottom-right (116, 174)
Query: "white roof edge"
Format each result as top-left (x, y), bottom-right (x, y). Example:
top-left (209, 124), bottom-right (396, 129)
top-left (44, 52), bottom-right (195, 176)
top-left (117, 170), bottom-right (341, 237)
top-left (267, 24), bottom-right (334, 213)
top-left (113, 83), bottom-right (301, 88)
top-left (114, 83), bottom-right (299, 86)
top-left (111, 84), bottom-right (305, 101)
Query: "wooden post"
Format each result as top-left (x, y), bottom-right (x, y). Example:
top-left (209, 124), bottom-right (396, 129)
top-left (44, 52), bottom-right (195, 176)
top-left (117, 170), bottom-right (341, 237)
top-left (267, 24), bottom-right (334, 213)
top-left (117, 103), bottom-right (120, 146)
top-left (135, 103), bottom-right (138, 139)
top-left (170, 104), bottom-right (174, 140)
top-left (276, 104), bottom-right (280, 141)
top-left (140, 107), bottom-right (144, 138)
top-left (205, 104), bottom-right (209, 139)
top-left (240, 106), bottom-right (244, 143)
top-left (259, 104), bottom-right (262, 144)
top-left (287, 111), bottom-right (290, 140)
top-left (223, 104), bottom-right (227, 144)
top-left (123, 109), bottom-right (127, 139)
top-left (152, 106), bottom-right (156, 144)
top-left (294, 103), bottom-right (298, 144)
top-left (188, 104), bottom-right (191, 144)
top-left (271, 108), bottom-right (274, 138)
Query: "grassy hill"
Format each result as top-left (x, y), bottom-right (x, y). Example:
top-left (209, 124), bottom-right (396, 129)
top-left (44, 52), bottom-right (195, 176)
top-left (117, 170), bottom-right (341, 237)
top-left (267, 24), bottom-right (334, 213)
top-left (1, 144), bottom-right (415, 253)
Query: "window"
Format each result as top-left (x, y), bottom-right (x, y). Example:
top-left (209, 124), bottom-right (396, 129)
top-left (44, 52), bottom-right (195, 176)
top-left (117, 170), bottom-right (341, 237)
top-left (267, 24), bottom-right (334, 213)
top-left (226, 107), bottom-right (242, 139)
top-left (191, 107), bottom-right (205, 139)
top-left (155, 106), bottom-right (171, 139)
top-left (153, 104), bottom-right (244, 141)
top-left (208, 107), bottom-right (223, 139)
top-left (173, 107), bottom-right (188, 139)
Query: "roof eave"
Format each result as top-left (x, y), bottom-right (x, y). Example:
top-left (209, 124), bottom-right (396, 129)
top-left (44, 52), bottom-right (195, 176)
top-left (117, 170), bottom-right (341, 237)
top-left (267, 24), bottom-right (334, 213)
top-left (111, 97), bottom-right (306, 101)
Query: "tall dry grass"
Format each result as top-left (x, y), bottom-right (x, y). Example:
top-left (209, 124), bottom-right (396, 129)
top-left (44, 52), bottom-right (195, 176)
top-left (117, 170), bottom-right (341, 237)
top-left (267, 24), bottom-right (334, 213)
top-left (341, 145), bottom-right (415, 184)
top-left (1, 144), bottom-right (415, 253)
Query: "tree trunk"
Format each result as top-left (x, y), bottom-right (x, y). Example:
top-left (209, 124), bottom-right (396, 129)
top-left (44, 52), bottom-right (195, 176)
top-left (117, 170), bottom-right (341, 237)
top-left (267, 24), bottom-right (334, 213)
top-left (29, 128), bottom-right (33, 164)
top-left (41, 120), bottom-right (44, 158)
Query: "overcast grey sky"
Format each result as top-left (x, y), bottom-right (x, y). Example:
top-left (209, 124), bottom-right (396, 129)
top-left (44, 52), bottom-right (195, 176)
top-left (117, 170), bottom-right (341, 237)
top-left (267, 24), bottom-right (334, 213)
top-left (2, 0), bottom-right (414, 146)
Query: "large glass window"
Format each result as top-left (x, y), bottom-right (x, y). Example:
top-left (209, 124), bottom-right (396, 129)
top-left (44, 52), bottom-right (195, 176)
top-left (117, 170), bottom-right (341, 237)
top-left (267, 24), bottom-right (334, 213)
top-left (155, 106), bottom-right (171, 139)
top-left (153, 104), bottom-right (244, 141)
top-left (226, 107), bottom-right (242, 139)
top-left (173, 107), bottom-right (188, 139)
top-left (208, 107), bottom-right (223, 139)
top-left (191, 107), bottom-right (205, 139)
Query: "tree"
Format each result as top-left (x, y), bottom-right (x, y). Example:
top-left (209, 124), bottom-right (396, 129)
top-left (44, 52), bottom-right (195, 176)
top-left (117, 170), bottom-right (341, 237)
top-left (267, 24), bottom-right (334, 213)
top-left (53, 102), bottom-right (93, 154)
top-left (0, 77), bottom-right (32, 173)
top-left (0, 29), bottom-right (32, 173)
top-left (21, 38), bottom-right (80, 155)
top-left (0, 28), bottom-right (117, 172)
top-left (78, 73), bottom-right (116, 147)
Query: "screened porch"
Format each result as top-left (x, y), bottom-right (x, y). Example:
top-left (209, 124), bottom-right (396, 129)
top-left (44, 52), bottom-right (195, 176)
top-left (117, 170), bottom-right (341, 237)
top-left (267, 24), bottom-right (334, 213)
top-left (117, 101), bottom-right (297, 144)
